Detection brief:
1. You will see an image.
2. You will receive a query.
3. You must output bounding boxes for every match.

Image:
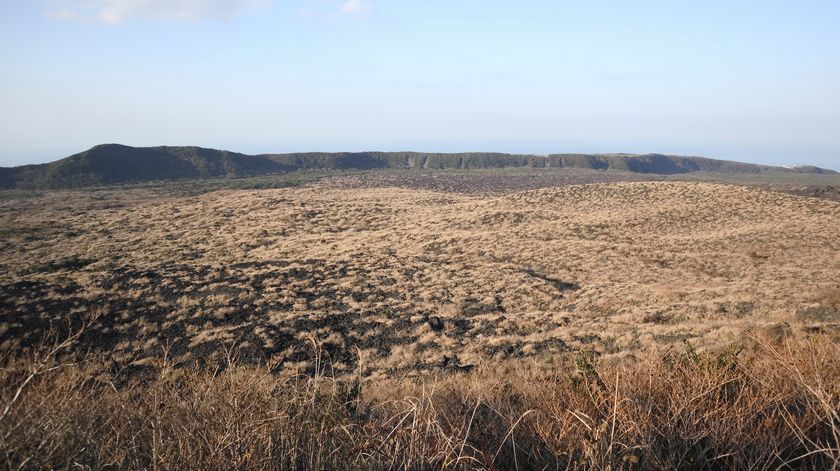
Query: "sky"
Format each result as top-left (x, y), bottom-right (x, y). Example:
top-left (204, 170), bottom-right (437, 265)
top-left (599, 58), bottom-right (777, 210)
top-left (1, 1), bottom-right (839, 169)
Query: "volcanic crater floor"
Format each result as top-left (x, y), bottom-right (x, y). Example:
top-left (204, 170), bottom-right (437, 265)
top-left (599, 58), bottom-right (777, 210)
top-left (2, 177), bottom-right (839, 377)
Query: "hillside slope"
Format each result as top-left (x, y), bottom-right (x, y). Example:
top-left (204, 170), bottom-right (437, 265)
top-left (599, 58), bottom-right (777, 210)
top-left (0, 144), bottom-right (294, 188)
top-left (0, 144), bottom-right (835, 188)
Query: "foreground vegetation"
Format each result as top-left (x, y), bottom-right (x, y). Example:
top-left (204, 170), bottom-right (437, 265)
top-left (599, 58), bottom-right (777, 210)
top-left (2, 326), bottom-right (837, 470)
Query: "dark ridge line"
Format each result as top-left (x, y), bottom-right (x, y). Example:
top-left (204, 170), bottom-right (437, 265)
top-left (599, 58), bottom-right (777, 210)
top-left (1, 143), bottom-right (836, 189)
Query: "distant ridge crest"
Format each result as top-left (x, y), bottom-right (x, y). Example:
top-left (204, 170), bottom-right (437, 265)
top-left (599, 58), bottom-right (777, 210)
top-left (0, 143), bottom-right (835, 189)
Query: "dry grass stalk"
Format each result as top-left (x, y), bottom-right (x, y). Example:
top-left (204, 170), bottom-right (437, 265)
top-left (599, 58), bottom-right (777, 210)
top-left (1, 333), bottom-right (837, 470)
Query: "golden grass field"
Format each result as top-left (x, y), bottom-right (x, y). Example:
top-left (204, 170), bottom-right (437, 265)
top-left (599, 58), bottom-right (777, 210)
top-left (1, 171), bottom-right (839, 469)
top-left (1, 174), bottom-right (839, 376)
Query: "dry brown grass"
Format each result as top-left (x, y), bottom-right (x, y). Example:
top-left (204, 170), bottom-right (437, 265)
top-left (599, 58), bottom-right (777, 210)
top-left (1, 326), bottom-right (838, 470)
top-left (3, 173), bottom-right (840, 469)
top-left (2, 179), bottom-right (840, 375)
top-left (815, 288), bottom-right (840, 309)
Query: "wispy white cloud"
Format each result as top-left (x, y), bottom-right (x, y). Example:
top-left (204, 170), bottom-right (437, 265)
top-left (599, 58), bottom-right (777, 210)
top-left (340, 0), bottom-right (370, 15)
top-left (41, 0), bottom-right (271, 24)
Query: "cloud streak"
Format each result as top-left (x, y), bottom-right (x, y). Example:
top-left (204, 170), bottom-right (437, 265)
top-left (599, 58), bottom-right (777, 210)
top-left (340, 0), bottom-right (370, 15)
top-left (42, 0), bottom-right (271, 24)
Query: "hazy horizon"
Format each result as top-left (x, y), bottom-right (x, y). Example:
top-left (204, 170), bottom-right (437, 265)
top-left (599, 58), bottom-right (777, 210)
top-left (2, 1), bottom-right (838, 170)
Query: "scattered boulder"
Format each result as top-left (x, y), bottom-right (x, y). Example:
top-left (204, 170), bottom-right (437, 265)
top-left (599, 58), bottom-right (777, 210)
top-left (762, 322), bottom-right (794, 343)
top-left (428, 316), bottom-right (444, 332)
top-left (440, 354), bottom-right (474, 373)
top-left (797, 306), bottom-right (840, 322)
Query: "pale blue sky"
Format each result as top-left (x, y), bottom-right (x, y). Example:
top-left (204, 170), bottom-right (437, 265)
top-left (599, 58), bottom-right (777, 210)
top-left (1, 0), bottom-right (839, 169)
